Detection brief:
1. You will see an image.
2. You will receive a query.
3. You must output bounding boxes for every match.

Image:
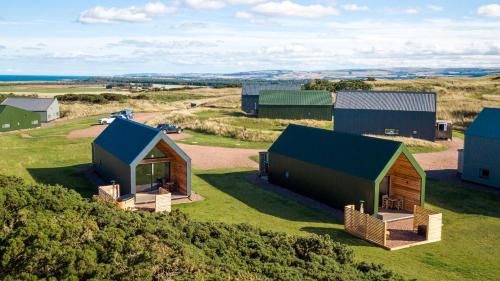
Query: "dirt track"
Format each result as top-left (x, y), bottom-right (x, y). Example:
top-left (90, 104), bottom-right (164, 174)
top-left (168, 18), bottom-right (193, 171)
top-left (414, 138), bottom-right (463, 173)
top-left (66, 112), bottom-right (260, 170)
top-left (67, 112), bottom-right (160, 139)
top-left (179, 144), bottom-right (259, 170)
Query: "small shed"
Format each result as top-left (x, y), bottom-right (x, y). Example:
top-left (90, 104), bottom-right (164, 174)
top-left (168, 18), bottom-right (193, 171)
top-left (462, 108), bottom-right (500, 189)
top-left (0, 105), bottom-right (41, 132)
top-left (1, 97), bottom-right (60, 122)
top-left (258, 90), bottom-right (332, 120)
top-left (268, 125), bottom-right (426, 214)
top-left (92, 118), bottom-right (191, 197)
top-left (334, 91), bottom-right (436, 141)
top-left (241, 81), bottom-right (303, 114)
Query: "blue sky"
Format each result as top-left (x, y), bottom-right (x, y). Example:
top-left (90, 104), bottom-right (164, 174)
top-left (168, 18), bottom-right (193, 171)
top-left (1, 0), bottom-right (500, 75)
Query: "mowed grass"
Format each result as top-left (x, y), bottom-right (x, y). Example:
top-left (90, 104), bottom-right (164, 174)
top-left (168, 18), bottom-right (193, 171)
top-left (0, 117), bottom-right (499, 280)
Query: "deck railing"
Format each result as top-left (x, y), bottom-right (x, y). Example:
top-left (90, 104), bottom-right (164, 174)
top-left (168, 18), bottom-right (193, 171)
top-left (344, 205), bottom-right (387, 247)
top-left (344, 204), bottom-right (443, 250)
top-left (98, 184), bottom-right (171, 213)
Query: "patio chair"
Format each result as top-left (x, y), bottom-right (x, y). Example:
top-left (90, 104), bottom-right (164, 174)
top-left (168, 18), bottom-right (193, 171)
top-left (395, 197), bottom-right (404, 211)
top-left (381, 195), bottom-right (389, 209)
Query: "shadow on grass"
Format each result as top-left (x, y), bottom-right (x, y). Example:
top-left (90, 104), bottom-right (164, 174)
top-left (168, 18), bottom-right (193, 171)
top-left (27, 164), bottom-right (95, 198)
top-left (425, 178), bottom-right (500, 218)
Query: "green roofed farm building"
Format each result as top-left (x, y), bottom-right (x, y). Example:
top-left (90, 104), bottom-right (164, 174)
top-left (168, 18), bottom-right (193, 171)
top-left (92, 118), bottom-right (191, 198)
top-left (0, 105), bottom-right (41, 132)
top-left (241, 81), bottom-right (303, 114)
top-left (267, 125), bottom-right (426, 214)
top-left (258, 90), bottom-right (333, 120)
top-left (1, 97), bottom-right (59, 122)
top-left (461, 108), bottom-right (500, 189)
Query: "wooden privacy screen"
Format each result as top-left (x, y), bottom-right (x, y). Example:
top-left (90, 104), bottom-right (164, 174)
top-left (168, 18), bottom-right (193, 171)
top-left (387, 154), bottom-right (422, 212)
top-left (156, 140), bottom-right (188, 195)
top-left (413, 205), bottom-right (442, 242)
top-left (344, 205), bottom-right (387, 247)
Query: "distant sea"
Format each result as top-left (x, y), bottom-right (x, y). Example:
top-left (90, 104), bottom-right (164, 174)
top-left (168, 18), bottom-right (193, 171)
top-left (0, 75), bottom-right (89, 82)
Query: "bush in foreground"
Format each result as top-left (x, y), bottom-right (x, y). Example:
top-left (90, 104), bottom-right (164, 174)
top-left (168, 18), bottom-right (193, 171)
top-left (0, 175), bottom-right (405, 280)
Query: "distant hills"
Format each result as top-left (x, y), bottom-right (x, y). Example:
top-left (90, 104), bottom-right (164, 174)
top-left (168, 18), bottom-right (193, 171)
top-left (120, 68), bottom-right (500, 80)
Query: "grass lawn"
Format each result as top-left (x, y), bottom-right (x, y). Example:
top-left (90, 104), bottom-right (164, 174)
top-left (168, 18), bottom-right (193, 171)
top-left (0, 84), bottom-right (113, 94)
top-left (0, 116), bottom-right (499, 281)
top-left (453, 130), bottom-right (465, 140)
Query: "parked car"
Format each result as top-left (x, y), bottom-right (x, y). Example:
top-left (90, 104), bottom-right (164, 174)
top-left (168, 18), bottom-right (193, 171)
top-left (157, 123), bottom-right (183, 134)
top-left (112, 109), bottom-right (134, 119)
top-left (99, 113), bottom-right (126, 125)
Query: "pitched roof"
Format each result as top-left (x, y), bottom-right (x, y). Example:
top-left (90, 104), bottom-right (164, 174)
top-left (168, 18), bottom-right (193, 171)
top-left (260, 90), bottom-right (332, 106)
top-left (241, 81), bottom-right (303, 96)
top-left (465, 108), bottom-right (500, 140)
top-left (93, 118), bottom-right (161, 165)
top-left (335, 91), bottom-right (436, 112)
top-left (269, 125), bottom-right (403, 181)
top-left (1, 97), bottom-right (57, 112)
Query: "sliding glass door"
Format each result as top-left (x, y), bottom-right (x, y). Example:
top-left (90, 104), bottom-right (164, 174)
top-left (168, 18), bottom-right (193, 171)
top-left (136, 162), bottom-right (171, 192)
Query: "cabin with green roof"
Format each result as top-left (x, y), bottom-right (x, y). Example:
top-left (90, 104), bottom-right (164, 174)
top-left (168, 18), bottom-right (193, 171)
top-left (92, 118), bottom-right (191, 198)
top-left (462, 108), bottom-right (500, 189)
top-left (267, 125), bottom-right (426, 214)
top-left (258, 90), bottom-right (332, 120)
top-left (0, 105), bottom-right (41, 132)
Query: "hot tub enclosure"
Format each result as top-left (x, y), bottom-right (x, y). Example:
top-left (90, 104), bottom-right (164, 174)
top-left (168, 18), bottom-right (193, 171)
top-left (92, 118), bottom-right (191, 196)
top-left (334, 91), bottom-right (436, 141)
top-left (0, 105), bottom-right (41, 132)
top-left (268, 125), bottom-right (426, 214)
top-left (462, 108), bottom-right (500, 189)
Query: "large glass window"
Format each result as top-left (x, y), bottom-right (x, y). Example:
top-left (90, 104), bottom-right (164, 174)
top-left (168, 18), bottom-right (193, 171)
top-left (136, 162), bottom-right (171, 192)
top-left (144, 147), bottom-right (166, 159)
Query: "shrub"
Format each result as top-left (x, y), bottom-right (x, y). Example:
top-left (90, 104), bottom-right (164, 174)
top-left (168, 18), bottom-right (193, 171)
top-left (0, 175), bottom-right (405, 281)
top-left (302, 79), bottom-right (373, 92)
top-left (55, 93), bottom-right (126, 104)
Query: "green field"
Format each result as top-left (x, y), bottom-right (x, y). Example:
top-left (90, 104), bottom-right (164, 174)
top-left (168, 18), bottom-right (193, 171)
top-left (0, 116), bottom-right (499, 281)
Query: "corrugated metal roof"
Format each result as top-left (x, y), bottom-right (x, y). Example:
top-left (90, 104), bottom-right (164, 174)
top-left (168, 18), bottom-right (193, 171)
top-left (259, 90), bottom-right (332, 106)
top-left (1, 97), bottom-right (57, 112)
top-left (465, 108), bottom-right (500, 140)
top-left (269, 124), bottom-right (403, 181)
top-left (241, 81), bottom-right (303, 96)
top-left (335, 91), bottom-right (436, 112)
top-left (93, 118), bottom-right (161, 165)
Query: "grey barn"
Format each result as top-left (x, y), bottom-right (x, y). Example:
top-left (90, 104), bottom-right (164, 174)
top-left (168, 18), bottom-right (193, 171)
top-left (334, 91), bottom-right (436, 141)
top-left (1, 97), bottom-right (60, 122)
top-left (92, 118), bottom-right (192, 197)
top-left (241, 81), bottom-right (303, 114)
top-left (462, 108), bottom-right (500, 189)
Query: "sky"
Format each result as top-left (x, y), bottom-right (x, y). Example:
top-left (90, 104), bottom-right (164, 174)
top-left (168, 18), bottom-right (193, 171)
top-left (0, 0), bottom-right (500, 75)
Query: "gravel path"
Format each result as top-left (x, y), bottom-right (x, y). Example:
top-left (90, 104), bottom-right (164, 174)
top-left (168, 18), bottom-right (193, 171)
top-left (180, 144), bottom-right (260, 170)
top-left (67, 112), bottom-right (161, 139)
top-left (413, 138), bottom-right (463, 174)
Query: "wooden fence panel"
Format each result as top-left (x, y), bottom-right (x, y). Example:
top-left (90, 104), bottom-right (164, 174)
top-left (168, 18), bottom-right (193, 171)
top-left (155, 193), bottom-right (172, 213)
top-left (344, 205), bottom-right (386, 247)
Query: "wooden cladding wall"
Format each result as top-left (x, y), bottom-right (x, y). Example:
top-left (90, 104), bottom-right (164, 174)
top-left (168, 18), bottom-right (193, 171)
top-left (387, 154), bottom-right (422, 212)
top-left (156, 141), bottom-right (189, 195)
top-left (344, 205), bottom-right (387, 247)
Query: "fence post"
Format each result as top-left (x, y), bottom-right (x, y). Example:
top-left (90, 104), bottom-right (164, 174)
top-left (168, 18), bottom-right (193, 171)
top-left (383, 221), bottom-right (387, 246)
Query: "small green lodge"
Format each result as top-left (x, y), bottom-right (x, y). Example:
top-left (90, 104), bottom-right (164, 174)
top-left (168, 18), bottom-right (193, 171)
top-left (267, 125), bottom-right (426, 214)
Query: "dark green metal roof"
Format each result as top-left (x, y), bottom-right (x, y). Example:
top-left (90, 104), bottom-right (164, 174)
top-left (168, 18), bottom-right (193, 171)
top-left (269, 124), bottom-right (404, 181)
top-left (259, 90), bottom-right (332, 106)
top-left (93, 118), bottom-right (161, 165)
top-left (465, 107), bottom-right (500, 140)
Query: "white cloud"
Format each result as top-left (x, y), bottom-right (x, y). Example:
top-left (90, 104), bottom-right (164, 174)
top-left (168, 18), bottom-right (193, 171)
top-left (251, 1), bottom-right (339, 18)
top-left (235, 11), bottom-right (255, 19)
top-left (403, 8), bottom-right (419, 15)
top-left (427, 5), bottom-right (443, 12)
top-left (226, 0), bottom-right (264, 4)
top-left (342, 4), bottom-right (368, 12)
top-left (478, 4), bottom-right (500, 17)
top-left (79, 2), bottom-right (176, 24)
top-left (184, 0), bottom-right (226, 9)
